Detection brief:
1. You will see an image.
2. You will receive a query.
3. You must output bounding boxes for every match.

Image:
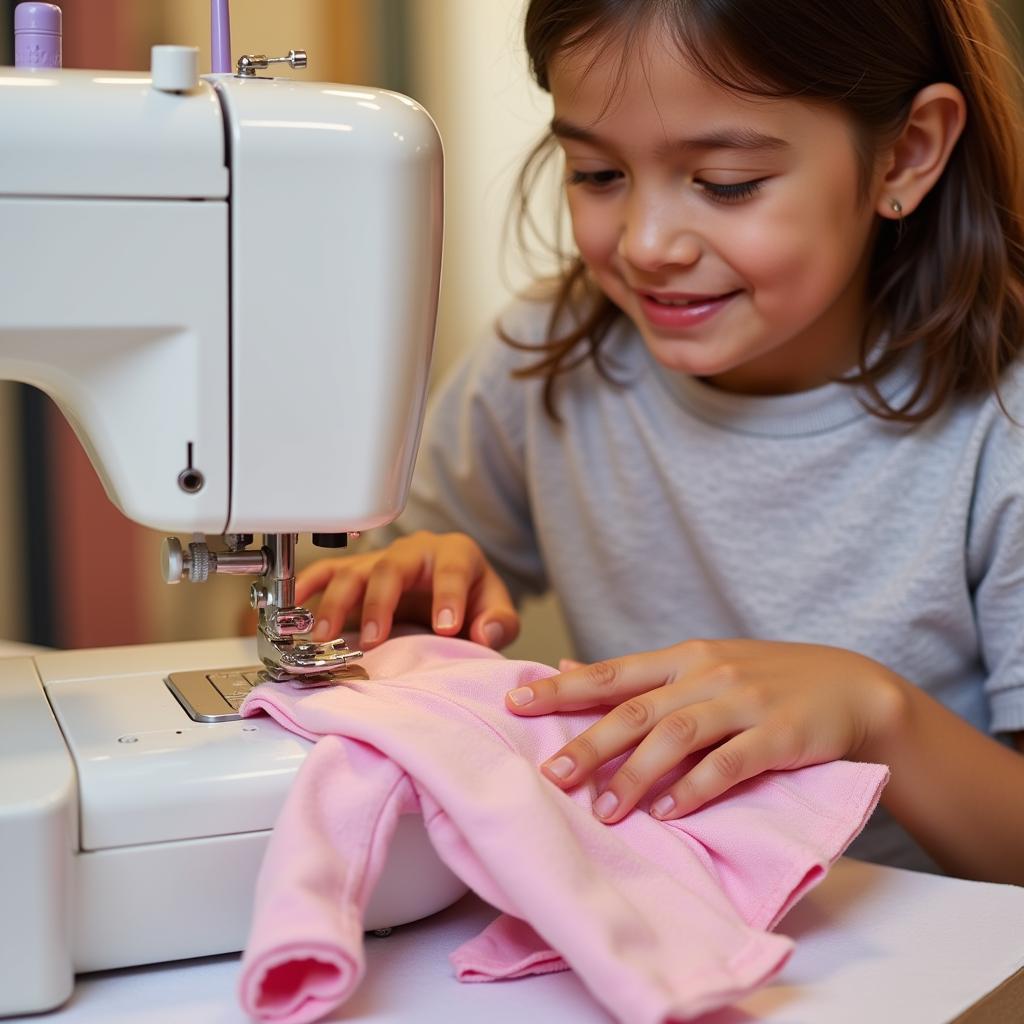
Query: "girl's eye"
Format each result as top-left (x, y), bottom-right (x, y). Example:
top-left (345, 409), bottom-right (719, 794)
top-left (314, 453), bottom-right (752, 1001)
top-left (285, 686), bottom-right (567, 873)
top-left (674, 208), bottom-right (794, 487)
top-left (566, 169), bottom-right (623, 189)
top-left (698, 179), bottom-right (766, 203)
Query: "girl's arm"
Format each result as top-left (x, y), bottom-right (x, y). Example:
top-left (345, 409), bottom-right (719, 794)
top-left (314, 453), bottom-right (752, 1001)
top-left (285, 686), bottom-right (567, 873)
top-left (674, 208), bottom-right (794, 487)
top-left (860, 681), bottom-right (1024, 886)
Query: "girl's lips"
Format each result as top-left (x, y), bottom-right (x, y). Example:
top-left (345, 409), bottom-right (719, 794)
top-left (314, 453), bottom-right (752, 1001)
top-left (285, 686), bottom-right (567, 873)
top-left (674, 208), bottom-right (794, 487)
top-left (636, 289), bottom-right (740, 329)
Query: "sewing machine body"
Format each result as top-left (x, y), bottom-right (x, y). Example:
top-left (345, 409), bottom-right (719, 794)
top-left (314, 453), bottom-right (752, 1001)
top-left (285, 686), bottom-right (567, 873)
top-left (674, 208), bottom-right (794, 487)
top-left (0, 65), bottom-right (442, 534)
top-left (0, 53), bottom-right (462, 1017)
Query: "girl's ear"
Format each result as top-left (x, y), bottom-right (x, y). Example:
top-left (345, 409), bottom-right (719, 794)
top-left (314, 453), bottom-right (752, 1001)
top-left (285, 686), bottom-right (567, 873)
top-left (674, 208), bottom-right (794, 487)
top-left (875, 83), bottom-right (967, 220)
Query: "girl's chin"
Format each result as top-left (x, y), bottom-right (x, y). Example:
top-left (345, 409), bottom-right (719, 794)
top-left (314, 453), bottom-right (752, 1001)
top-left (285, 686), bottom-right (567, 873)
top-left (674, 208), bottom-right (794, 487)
top-left (641, 341), bottom-right (735, 380)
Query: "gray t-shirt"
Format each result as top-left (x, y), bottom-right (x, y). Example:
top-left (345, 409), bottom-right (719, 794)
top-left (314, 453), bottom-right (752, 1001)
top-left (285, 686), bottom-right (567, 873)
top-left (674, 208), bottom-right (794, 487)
top-left (386, 297), bottom-right (1024, 872)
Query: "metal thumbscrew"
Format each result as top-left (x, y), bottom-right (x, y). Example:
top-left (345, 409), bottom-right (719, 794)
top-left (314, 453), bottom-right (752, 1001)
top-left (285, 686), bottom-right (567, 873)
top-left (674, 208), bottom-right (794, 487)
top-left (236, 49), bottom-right (308, 76)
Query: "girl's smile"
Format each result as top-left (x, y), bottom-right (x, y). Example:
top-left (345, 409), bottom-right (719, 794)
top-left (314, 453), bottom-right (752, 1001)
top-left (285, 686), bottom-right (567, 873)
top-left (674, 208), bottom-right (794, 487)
top-left (636, 288), bottom-right (742, 330)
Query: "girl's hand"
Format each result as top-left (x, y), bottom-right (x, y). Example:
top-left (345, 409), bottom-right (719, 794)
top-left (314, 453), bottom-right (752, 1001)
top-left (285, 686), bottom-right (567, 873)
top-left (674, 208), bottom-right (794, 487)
top-left (506, 639), bottom-right (906, 823)
top-left (295, 530), bottom-right (519, 651)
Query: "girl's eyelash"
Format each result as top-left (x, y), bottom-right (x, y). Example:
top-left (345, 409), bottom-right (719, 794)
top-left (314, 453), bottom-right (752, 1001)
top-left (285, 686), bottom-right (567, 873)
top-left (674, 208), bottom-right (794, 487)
top-left (698, 179), bottom-right (766, 203)
top-left (565, 171), bottom-right (766, 203)
top-left (566, 169), bottom-right (622, 188)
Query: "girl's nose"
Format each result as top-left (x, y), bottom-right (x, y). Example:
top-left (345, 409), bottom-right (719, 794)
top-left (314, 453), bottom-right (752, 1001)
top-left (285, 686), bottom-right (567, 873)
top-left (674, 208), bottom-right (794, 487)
top-left (618, 199), bottom-right (701, 273)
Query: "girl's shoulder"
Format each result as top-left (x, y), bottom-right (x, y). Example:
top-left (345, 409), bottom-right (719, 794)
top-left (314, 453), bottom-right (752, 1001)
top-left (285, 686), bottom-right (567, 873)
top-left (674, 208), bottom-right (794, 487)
top-left (998, 356), bottom-right (1024, 412)
top-left (433, 296), bottom-right (557, 420)
top-left (453, 294), bottom-right (557, 394)
top-left (918, 352), bottom-right (1024, 430)
top-left (493, 291), bottom-right (561, 355)
top-left (976, 356), bottom-right (1024, 433)
top-left (957, 357), bottom-right (1024, 494)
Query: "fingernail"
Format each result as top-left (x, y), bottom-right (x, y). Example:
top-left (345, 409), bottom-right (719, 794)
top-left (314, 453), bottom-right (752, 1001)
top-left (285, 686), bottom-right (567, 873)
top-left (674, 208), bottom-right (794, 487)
top-left (311, 620), bottom-right (330, 642)
top-left (651, 794), bottom-right (675, 818)
top-left (507, 686), bottom-right (534, 706)
top-left (594, 791), bottom-right (619, 819)
top-left (436, 608), bottom-right (456, 630)
top-left (361, 621), bottom-right (379, 645)
top-left (544, 755), bottom-right (574, 780)
top-left (483, 621), bottom-right (504, 647)
top-left (558, 658), bottom-right (583, 672)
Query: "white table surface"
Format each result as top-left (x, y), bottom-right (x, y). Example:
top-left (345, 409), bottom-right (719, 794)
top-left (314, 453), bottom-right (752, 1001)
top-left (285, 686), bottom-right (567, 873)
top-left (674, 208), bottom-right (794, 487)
top-left (10, 858), bottom-right (1024, 1024)
top-left (0, 640), bottom-right (50, 658)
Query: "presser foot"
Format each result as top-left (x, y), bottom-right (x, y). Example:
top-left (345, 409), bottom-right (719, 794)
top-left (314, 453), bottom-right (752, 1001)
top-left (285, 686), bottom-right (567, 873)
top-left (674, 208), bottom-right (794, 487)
top-left (167, 631), bottom-right (367, 723)
top-left (257, 627), bottom-right (366, 688)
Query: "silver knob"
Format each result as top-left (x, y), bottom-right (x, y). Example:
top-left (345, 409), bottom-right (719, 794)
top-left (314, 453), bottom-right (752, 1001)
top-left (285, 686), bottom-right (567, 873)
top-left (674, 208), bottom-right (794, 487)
top-left (236, 48), bottom-right (308, 77)
top-left (186, 541), bottom-right (210, 582)
top-left (161, 537), bottom-right (184, 584)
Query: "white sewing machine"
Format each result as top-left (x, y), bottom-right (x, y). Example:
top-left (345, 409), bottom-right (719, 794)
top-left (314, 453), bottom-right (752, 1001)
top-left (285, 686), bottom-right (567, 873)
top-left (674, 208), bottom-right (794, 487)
top-left (0, 19), bottom-right (467, 1018)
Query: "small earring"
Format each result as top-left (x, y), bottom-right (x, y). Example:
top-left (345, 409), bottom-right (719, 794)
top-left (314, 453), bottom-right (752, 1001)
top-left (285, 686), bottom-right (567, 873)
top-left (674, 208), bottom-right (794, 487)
top-left (889, 197), bottom-right (903, 216)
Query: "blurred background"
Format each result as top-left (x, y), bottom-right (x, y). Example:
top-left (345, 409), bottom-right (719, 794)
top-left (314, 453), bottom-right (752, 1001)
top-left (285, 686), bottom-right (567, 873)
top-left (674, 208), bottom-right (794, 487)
top-left (2, 1), bottom-right (1023, 664)
top-left (0, 0), bottom-right (574, 663)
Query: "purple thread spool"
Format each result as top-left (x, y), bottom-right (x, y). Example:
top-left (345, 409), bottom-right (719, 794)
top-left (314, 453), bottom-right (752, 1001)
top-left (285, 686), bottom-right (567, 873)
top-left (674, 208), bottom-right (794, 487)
top-left (14, 2), bottom-right (62, 68)
top-left (210, 0), bottom-right (231, 74)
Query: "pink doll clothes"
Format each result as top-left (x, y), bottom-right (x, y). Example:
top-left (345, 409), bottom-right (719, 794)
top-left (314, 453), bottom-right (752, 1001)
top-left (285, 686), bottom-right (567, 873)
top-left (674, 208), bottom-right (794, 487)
top-left (237, 635), bottom-right (888, 1024)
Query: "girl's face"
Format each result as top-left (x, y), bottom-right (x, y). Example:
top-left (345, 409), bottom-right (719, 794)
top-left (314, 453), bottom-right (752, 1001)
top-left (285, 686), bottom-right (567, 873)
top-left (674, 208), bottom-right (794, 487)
top-left (549, 27), bottom-right (883, 394)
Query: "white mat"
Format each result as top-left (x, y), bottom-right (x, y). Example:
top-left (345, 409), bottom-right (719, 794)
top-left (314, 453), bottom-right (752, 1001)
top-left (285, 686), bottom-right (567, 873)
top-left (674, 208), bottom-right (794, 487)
top-left (14, 858), bottom-right (1024, 1024)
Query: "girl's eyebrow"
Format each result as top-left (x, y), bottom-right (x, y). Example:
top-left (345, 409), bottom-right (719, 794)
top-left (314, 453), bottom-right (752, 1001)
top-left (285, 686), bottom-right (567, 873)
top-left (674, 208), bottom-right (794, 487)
top-left (550, 116), bottom-right (790, 154)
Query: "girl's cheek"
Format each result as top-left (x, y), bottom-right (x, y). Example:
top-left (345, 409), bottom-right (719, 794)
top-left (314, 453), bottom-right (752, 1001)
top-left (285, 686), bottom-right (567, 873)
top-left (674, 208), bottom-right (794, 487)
top-left (728, 226), bottom-right (810, 290)
top-left (571, 220), bottom-right (610, 261)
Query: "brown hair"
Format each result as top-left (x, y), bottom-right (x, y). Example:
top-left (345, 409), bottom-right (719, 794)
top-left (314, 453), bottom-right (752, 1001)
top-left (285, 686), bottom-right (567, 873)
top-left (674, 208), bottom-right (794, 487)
top-left (503, 0), bottom-right (1024, 422)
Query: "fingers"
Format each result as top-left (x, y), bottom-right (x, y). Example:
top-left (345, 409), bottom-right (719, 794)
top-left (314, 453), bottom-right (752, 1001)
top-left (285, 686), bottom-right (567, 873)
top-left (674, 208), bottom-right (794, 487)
top-left (309, 543), bottom-right (424, 646)
top-left (648, 730), bottom-right (779, 820)
top-left (358, 537), bottom-right (438, 647)
top-left (509, 638), bottom-right (840, 824)
top-left (505, 647), bottom-right (692, 715)
top-left (430, 536), bottom-right (519, 648)
top-left (429, 535), bottom-right (483, 637)
top-left (310, 565), bottom-right (369, 642)
top-left (295, 558), bottom-right (346, 606)
top-left (358, 555), bottom-right (414, 647)
top-left (540, 693), bottom-right (748, 823)
top-left (301, 532), bottom-right (518, 650)
top-left (358, 533), bottom-right (512, 648)
top-left (466, 572), bottom-right (519, 650)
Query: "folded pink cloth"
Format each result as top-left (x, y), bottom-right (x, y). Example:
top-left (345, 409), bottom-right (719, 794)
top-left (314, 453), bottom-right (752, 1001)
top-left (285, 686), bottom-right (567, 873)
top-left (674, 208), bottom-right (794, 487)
top-left (238, 635), bottom-right (888, 1024)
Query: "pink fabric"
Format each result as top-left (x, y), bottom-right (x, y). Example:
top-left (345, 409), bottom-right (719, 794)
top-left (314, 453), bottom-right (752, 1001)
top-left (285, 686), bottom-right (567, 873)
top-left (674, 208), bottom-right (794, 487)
top-left (237, 635), bottom-right (888, 1024)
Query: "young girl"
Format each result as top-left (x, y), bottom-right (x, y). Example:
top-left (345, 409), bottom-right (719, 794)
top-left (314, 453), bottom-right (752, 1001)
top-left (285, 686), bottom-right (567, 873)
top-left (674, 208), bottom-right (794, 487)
top-left (298, 0), bottom-right (1024, 885)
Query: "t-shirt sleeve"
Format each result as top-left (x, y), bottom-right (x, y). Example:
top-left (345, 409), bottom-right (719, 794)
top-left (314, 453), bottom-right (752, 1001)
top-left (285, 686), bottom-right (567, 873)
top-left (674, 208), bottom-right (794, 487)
top-left (370, 303), bottom-right (549, 604)
top-left (967, 372), bottom-right (1024, 735)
